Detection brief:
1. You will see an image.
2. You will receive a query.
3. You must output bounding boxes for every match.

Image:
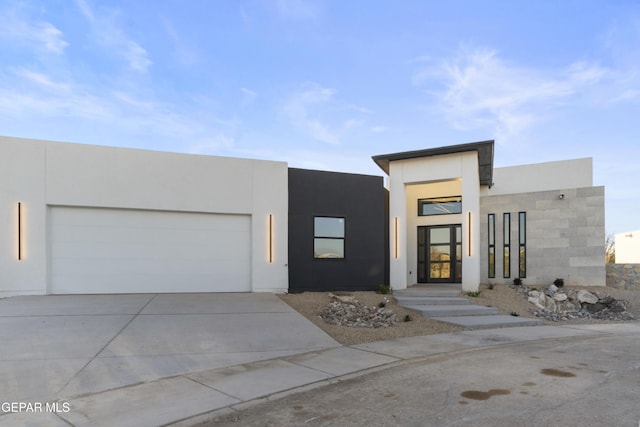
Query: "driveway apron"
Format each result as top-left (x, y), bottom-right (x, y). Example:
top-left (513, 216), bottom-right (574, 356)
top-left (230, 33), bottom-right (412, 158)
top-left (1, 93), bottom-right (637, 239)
top-left (0, 293), bottom-right (339, 402)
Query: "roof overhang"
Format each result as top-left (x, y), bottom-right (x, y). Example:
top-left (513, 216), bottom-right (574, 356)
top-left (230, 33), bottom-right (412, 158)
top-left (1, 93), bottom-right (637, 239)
top-left (372, 140), bottom-right (494, 186)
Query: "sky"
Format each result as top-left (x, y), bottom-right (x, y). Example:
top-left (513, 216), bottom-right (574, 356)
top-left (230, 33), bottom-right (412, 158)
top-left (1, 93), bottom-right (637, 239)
top-left (1, 0), bottom-right (638, 235)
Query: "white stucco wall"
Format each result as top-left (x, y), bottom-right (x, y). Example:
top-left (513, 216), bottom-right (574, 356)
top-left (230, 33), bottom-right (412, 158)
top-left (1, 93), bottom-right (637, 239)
top-left (615, 230), bottom-right (640, 264)
top-left (388, 152), bottom-right (481, 292)
top-left (482, 158), bottom-right (593, 196)
top-left (0, 136), bottom-right (289, 296)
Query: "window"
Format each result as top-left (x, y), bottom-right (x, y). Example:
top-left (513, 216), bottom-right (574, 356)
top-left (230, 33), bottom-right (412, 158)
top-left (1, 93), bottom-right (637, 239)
top-left (418, 196), bottom-right (462, 216)
top-left (488, 214), bottom-right (495, 278)
top-left (314, 217), bottom-right (345, 259)
top-left (503, 213), bottom-right (511, 278)
top-left (519, 212), bottom-right (526, 278)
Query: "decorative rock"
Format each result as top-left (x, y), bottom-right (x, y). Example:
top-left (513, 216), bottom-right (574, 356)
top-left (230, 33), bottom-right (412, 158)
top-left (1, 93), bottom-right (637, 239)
top-left (577, 290), bottom-right (598, 304)
top-left (528, 292), bottom-right (546, 310)
top-left (512, 283), bottom-right (634, 322)
top-left (321, 296), bottom-right (397, 328)
top-left (329, 293), bottom-right (357, 305)
top-left (552, 292), bottom-right (568, 302)
top-left (557, 300), bottom-right (580, 314)
top-left (585, 303), bottom-right (605, 313)
top-left (544, 297), bottom-right (557, 313)
top-left (608, 300), bottom-right (626, 313)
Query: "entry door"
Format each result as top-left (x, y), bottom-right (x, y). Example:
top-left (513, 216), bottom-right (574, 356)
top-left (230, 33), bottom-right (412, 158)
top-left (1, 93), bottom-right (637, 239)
top-left (417, 225), bottom-right (462, 283)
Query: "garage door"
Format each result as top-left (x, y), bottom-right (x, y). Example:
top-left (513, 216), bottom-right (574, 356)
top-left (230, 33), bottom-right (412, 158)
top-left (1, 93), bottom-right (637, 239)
top-left (49, 207), bottom-right (251, 294)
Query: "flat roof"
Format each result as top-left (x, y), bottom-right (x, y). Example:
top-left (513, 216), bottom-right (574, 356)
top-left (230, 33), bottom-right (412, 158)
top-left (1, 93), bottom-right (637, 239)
top-left (372, 140), bottom-right (494, 186)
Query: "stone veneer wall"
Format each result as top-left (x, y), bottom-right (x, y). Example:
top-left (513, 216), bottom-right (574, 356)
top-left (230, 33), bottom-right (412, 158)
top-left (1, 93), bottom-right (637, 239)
top-left (607, 264), bottom-right (640, 291)
top-left (480, 186), bottom-right (605, 286)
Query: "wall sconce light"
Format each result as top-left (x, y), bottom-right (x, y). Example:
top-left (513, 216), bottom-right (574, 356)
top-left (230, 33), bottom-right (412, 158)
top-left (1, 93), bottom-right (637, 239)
top-left (18, 202), bottom-right (23, 260)
top-left (467, 211), bottom-right (472, 257)
top-left (267, 214), bottom-right (273, 263)
top-left (558, 194), bottom-right (565, 200)
top-left (394, 217), bottom-right (399, 259)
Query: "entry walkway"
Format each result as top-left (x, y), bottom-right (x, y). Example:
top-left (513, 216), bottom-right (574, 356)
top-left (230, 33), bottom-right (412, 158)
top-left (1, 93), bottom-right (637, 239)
top-left (395, 284), bottom-right (543, 329)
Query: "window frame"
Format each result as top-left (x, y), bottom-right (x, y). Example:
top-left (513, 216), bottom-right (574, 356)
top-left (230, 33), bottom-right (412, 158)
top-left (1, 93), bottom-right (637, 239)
top-left (313, 216), bottom-right (346, 259)
top-left (417, 196), bottom-right (462, 216)
top-left (503, 212), bottom-right (511, 278)
top-left (518, 211), bottom-right (526, 278)
top-left (488, 213), bottom-right (496, 278)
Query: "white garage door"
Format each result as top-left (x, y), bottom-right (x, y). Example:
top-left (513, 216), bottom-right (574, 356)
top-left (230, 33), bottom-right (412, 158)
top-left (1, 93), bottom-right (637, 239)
top-left (49, 207), bottom-right (251, 294)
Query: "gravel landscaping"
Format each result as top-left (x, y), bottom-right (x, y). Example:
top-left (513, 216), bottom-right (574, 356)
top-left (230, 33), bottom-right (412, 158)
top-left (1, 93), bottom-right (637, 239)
top-left (278, 284), bottom-right (640, 345)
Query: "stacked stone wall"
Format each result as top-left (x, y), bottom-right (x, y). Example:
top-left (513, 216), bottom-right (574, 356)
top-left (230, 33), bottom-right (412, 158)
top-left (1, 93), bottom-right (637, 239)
top-left (607, 264), bottom-right (640, 291)
top-left (480, 186), bottom-right (605, 286)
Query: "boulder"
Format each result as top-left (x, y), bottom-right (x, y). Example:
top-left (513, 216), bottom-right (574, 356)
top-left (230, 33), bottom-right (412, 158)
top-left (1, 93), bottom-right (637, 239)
top-left (552, 292), bottom-right (568, 302)
top-left (547, 284), bottom-right (558, 295)
top-left (528, 292), bottom-right (546, 310)
top-left (544, 297), bottom-right (557, 312)
top-left (577, 290), bottom-right (598, 304)
top-left (329, 293), bottom-right (358, 305)
top-left (557, 300), bottom-right (580, 314)
top-left (585, 302), bottom-right (605, 313)
top-left (608, 300), bottom-right (626, 313)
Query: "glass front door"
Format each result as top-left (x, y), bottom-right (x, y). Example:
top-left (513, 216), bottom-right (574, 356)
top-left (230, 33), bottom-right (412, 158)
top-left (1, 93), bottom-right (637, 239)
top-left (417, 225), bottom-right (462, 283)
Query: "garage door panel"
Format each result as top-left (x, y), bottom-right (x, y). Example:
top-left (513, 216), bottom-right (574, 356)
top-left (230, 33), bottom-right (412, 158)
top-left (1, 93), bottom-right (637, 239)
top-left (53, 234), bottom-right (250, 260)
top-left (50, 207), bottom-right (251, 294)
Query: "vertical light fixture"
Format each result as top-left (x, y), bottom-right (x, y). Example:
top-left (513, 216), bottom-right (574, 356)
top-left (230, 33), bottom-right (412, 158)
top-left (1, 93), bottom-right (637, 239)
top-left (268, 214), bottom-right (273, 263)
top-left (394, 217), bottom-right (399, 259)
top-left (18, 202), bottom-right (23, 260)
top-left (467, 211), bottom-right (472, 257)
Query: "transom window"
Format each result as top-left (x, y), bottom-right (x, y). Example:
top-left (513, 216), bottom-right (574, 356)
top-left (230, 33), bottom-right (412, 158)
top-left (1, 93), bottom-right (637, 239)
top-left (314, 217), bottom-right (345, 259)
top-left (418, 196), bottom-right (462, 216)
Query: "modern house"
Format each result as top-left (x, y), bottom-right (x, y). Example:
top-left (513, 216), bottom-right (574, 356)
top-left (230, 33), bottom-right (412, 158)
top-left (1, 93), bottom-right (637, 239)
top-left (0, 136), bottom-right (605, 297)
top-left (614, 230), bottom-right (640, 264)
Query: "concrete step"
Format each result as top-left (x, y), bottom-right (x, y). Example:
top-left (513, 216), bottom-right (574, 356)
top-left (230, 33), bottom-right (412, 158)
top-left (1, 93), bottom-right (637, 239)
top-left (394, 289), bottom-right (460, 298)
top-left (431, 315), bottom-right (544, 330)
top-left (409, 305), bottom-right (499, 317)
top-left (394, 296), bottom-right (470, 306)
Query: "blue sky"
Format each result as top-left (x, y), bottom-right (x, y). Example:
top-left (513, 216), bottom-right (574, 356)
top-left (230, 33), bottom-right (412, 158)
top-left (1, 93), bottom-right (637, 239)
top-left (1, 0), bottom-right (638, 235)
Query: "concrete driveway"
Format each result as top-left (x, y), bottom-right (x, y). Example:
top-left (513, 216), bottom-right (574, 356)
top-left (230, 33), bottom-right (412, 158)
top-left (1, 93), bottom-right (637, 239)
top-left (0, 293), bottom-right (339, 404)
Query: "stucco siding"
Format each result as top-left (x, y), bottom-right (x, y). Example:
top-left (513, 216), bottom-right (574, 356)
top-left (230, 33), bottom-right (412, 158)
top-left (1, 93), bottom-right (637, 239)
top-left (0, 136), bottom-right (289, 296)
top-left (482, 158), bottom-right (593, 196)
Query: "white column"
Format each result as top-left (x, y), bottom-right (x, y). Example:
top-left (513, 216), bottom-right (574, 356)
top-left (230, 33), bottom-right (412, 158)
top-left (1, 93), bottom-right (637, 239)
top-left (388, 163), bottom-right (408, 290)
top-left (461, 152), bottom-right (481, 292)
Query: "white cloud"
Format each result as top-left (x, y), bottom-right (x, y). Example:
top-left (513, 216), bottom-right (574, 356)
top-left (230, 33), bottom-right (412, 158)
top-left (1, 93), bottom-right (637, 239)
top-left (186, 134), bottom-right (236, 154)
top-left (34, 22), bottom-right (68, 54)
top-left (371, 126), bottom-right (389, 133)
top-left (281, 83), bottom-right (341, 144)
top-left (240, 87), bottom-right (258, 107)
top-left (159, 15), bottom-right (200, 67)
top-left (0, 6), bottom-right (68, 54)
top-left (73, 0), bottom-right (95, 22)
top-left (343, 119), bottom-right (364, 129)
top-left (281, 83), bottom-right (373, 145)
top-left (73, 0), bottom-right (152, 73)
top-left (415, 45), bottom-right (612, 140)
top-left (275, 0), bottom-right (322, 21)
top-left (16, 69), bottom-right (70, 92)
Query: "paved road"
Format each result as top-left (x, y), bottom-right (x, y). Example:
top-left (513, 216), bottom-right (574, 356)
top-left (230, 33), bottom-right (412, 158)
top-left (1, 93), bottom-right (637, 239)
top-left (203, 331), bottom-right (640, 427)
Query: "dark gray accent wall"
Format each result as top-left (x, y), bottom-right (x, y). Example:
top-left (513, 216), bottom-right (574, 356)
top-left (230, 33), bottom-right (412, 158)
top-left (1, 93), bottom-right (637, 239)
top-left (288, 168), bottom-right (387, 292)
